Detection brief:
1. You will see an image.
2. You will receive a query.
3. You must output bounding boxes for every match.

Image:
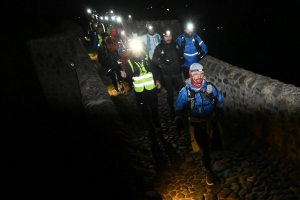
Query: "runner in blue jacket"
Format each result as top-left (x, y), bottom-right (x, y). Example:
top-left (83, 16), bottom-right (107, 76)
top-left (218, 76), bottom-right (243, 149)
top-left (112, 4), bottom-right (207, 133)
top-left (174, 63), bottom-right (224, 185)
top-left (176, 23), bottom-right (208, 80)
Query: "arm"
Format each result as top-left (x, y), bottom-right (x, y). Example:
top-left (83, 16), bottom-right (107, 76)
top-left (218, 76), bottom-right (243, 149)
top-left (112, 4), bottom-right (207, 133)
top-left (174, 87), bottom-right (188, 130)
top-left (174, 87), bottom-right (188, 116)
top-left (152, 45), bottom-right (161, 66)
top-left (196, 35), bottom-right (208, 55)
top-left (176, 35), bottom-right (182, 47)
top-left (121, 62), bottom-right (134, 83)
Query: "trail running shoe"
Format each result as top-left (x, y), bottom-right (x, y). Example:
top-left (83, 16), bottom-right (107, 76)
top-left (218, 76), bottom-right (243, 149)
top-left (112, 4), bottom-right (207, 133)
top-left (206, 171), bottom-right (214, 185)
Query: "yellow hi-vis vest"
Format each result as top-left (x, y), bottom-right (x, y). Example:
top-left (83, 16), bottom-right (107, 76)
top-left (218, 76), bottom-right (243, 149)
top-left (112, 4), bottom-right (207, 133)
top-left (128, 60), bottom-right (156, 92)
top-left (97, 34), bottom-right (102, 47)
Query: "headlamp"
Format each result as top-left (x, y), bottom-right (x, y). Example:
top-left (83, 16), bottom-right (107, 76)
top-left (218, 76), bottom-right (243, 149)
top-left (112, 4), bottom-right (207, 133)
top-left (129, 39), bottom-right (142, 52)
top-left (104, 16), bottom-right (109, 20)
top-left (163, 30), bottom-right (171, 36)
top-left (116, 16), bottom-right (122, 22)
top-left (148, 25), bottom-right (153, 30)
top-left (121, 30), bottom-right (125, 35)
top-left (190, 68), bottom-right (204, 76)
top-left (186, 23), bottom-right (194, 30)
top-left (87, 9), bottom-right (91, 14)
top-left (128, 15), bottom-right (131, 18)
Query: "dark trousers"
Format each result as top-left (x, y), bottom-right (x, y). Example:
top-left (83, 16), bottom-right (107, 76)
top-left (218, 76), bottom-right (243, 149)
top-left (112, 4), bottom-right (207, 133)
top-left (163, 73), bottom-right (184, 111)
top-left (107, 67), bottom-right (122, 91)
top-left (194, 121), bottom-right (222, 171)
top-left (182, 67), bottom-right (190, 79)
top-left (135, 88), bottom-right (159, 127)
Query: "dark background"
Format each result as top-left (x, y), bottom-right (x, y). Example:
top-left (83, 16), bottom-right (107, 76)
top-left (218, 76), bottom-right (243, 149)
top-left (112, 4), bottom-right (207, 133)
top-left (3, 0), bottom-right (300, 86)
top-left (2, 0), bottom-right (300, 198)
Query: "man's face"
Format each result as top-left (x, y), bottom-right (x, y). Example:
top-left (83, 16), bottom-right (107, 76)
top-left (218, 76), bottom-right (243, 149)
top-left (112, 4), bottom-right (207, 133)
top-left (148, 27), bottom-right (155, 35)
top-left (191, 71), bottom-right (204, 82)
top-left (184, 28), bottom-right (193, 38)
top-left (96, 27), bottom-right (103, 34)
top-left (163, 35), bottom-right (172, 44)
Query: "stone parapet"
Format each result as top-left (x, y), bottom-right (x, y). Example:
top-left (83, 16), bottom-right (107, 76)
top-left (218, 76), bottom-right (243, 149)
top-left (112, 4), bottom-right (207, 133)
top-left (201, 55), bottom-right (300, 164)
top-left (28, 24), bottom-right (161, 198)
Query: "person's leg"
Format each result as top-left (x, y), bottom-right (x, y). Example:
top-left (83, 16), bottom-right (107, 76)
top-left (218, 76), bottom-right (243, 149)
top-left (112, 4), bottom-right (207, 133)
top-left (194, 122), bottom-right (211, 171)
top-left (194, 121), bottom-right (214, 185)
top-left (182, 67), bottom-right (190, 80)
top-left (173, 74), bottom-right (185, 94)
top-left (211, 120), bottom-right (222, 151)
top-left (135, 92), bottom-right (154, 133)
top-left (163, 76), bottom-right (175, 120)
top-left (147, 89), bottom-right (160, 128)
top-left (109, 69), bottom-right (119, 92)
top-left (115, 68), bottom-right (124, 91)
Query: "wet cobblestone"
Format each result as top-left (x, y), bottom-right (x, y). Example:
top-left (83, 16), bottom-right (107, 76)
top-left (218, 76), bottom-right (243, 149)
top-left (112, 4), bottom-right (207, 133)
top-left (115, 86), bottom-right (300, 200)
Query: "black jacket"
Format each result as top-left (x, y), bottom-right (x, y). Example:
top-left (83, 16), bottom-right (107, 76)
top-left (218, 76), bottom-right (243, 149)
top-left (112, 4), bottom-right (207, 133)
top-left (152, 41), bottom-right (182, 76)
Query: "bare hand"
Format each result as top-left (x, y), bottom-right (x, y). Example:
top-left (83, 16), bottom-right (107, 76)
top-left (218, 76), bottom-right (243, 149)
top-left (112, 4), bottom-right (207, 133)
top-left (156, 80), bottom-right (161, 89)
top-left (120, 70), bottom-right (127, 78)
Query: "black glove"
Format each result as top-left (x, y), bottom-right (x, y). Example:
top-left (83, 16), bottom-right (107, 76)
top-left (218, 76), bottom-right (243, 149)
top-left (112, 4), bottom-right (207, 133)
top-left (175, 116), bottom-right (184, 131)
top-left (194, 36), bottom-right (202, 53)
top-left (195, 42), bottom-right (202, 53)
top-left (215, 108), bottom-right (224, 118)
top-left (197, 51), bottom-right (205, 60)
top-left (179, 56), bottom-right (185, 65)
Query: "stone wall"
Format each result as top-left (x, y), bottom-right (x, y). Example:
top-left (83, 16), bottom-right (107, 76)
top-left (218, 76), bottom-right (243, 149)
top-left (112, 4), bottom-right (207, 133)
top-left (27, 32), bottom-right (84, 115)
top-left (28, 26), bottom-right (161, 198)
top-left (201, 55), bottom-right (300, 164)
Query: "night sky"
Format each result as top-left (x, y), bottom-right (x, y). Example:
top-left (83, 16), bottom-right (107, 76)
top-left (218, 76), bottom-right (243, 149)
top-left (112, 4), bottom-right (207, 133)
top-left (5, 0), bottom-right (300, 85)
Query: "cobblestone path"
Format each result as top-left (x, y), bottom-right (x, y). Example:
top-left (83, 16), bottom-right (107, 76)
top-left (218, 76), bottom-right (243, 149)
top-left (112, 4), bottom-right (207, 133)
top-left (113, 85), bottom-right (300, 200)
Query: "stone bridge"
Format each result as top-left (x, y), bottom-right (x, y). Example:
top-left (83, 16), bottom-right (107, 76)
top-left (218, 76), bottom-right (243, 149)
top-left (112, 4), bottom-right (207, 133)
top-left (26, 20), bottom-right (300, 199)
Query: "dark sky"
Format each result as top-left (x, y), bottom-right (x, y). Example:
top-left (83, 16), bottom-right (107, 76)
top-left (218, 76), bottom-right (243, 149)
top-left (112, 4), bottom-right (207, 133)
top-left (4, 0), bottom-right (300, 85)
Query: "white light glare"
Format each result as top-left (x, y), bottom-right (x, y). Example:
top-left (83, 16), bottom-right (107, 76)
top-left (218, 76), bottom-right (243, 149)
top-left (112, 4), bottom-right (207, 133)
top-left (105, 16), bottom-right (109, 20)
top-left (130, 40), bottom-right (142, 51)
top-left (87, 9), bottom-right (91, 14)
top-left (128, 15), bottom-right (131, 18)
top-left (148, 25), bottom-right (153, 29)
top-left (187, 23), bottom-right (193, 30)
top-left (117, 16), bottom-right (122, 22)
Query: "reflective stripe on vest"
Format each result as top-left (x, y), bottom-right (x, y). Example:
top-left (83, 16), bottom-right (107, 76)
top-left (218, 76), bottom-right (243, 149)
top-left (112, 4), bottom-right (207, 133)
top-left (97, 34), bottom-right (102, 46)
top-left (128, 60), bottom-right (155, 92)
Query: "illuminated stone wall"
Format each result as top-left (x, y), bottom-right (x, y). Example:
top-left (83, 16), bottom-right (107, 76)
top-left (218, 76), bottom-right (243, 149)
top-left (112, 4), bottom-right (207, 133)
top-left (201, 55), bottom-right (300, 164)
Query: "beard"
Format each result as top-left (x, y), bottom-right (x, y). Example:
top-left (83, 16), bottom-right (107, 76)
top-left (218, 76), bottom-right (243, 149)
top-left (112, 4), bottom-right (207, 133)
top-left (184, 32), bottom-right (193, 38)
top-left (190, 73), bottom-right (203, 88)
